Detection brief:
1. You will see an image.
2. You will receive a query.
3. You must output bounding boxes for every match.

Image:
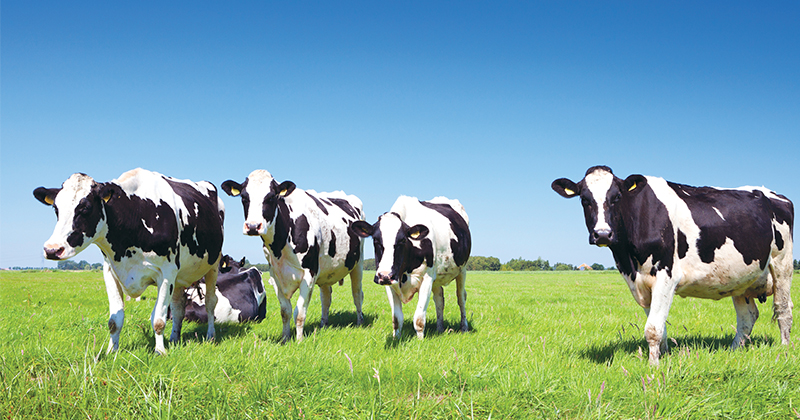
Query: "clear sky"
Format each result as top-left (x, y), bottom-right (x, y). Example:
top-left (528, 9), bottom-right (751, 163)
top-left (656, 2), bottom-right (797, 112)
top-left (2, 2), bottom-right (798, 269)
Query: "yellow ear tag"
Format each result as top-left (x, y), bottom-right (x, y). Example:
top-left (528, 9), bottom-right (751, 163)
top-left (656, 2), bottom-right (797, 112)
top-left (222, 261), bottom-right (228, 268)
top-left (44, 196), bottom-right (54, 205)
top-left (280, 188), bottom-right (289, 197)
top-left (628, 183), bottom-right (637, 192)
top-left (230, 188), bottom-right (240, 196)
top-left (564, 188), bottom-right (575, 196)
top-left (409, 231), bottom-right (420, 239)
top-left (102, 192), bottom-right (112, 203)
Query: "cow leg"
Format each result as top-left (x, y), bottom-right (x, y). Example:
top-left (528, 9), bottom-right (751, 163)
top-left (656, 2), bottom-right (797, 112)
top-left (770, 254), bottom-right (794, 345)
top-left (455, 269), bottom-right (468, 332)
top-left (320, 284), bottom-right (332, 328)
top-left (413, 274), bottom-right (435, 339)
top-left (731, 295), bottom-right (758, 350)
top-left (204, 265), bottom-right (219, 342)
top-left (349, 264), bottom-right (365, 326)
top-left (293, 277), bottom-right (315, 342)
top-left (386, 286), bottom-right (404, 339)
top-left (151, 271), bottom-right (177, 355)
top-left (169, 285), bottom-right (187, 343)
top-left (643, 272), bottom-right (677, 365)
top-left (432, 285), bottom-right (445, 333)
top-left (275, 289), bottom-right (293, 344)
top-left (103, 262), bottom-right (125, 354)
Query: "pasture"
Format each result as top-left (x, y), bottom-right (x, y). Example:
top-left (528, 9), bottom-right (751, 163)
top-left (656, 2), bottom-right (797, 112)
top-left (1, 269), bottom-right (798, 419)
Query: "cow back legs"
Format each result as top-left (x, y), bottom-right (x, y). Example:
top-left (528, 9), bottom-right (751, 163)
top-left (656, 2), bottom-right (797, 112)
top-left (456, 269), bottom-right (469, 332)
top-left (349, 264), bottom-right (365, 325)
top-left (731, 295), bottom-right (759, 350)
top-left (386, 286), bottom-right (404, 339)
top-left (320, 284), bottom-right (333, 327)
top-left (432, 285), bottom-right (445, 333)
top-left (169, 285), bottom-right (187, 343)
top-left (770, 252), bottom-right (794, 345)
top-left (103, 263), bottom-right (125, 354)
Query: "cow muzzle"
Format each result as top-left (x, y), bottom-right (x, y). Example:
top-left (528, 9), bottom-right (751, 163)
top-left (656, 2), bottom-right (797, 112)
top-left (374, 272), bottom-right (396, 286)
top-left (44, 245), bottom-right (66, 260)
top-left (244, 222), bottom-right (264, 236)
top-left (590, 229), bottom-right (614, 247)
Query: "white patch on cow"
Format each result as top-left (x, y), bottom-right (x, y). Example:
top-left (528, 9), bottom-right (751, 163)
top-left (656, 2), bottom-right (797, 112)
top-left (44, 173), bottom-right (97, 259)
top-left (583, 169), bottom-right (614, 232)
top-left (712, 207), bottom-right (725, 221)
top-left (242, 169), bottom-right (276, 235)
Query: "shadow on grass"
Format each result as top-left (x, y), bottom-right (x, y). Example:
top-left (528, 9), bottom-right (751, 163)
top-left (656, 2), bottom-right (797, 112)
top-left (579, 333), bottom-right (777, 365)
top-left (383, 319), bottom-right (478, 348)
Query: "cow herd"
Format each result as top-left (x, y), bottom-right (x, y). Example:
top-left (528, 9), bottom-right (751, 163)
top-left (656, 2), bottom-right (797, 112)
top-left (33, 165), bottom-right (793, 365)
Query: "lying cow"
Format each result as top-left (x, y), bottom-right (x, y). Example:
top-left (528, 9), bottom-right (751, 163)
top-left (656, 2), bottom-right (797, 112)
top-left (552, 165), bottom-right (794, 364)
top-left (181, 255), bottom-right (267, 323)
top-left (34, 168), bottom-right (225, 355)
top-left (221, 170), bottom-right (365, 343)
top-left (352, 196), bottom-right (471, 339)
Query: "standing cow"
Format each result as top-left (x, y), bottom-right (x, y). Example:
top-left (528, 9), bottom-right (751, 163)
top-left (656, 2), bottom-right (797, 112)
top-left (552, 165), bottom-right (793, 365)
top-left (352, 196), bottom-right (471, 339)
top-left (180, 255), bottom-right (267, 323)
top-left (221, 170), bottom-right (364, 343)
top-left (34, 168), bottom-right (225, 355)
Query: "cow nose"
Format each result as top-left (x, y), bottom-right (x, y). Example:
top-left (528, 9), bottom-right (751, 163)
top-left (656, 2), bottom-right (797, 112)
top-left (592, 229), bottom-right (613, 246)
top-left (374, 272), bottom-right (394, 286)
top-left (44, 246), bottom-right (64, 260)
top-left (245, 222), bottom-right (262, 235)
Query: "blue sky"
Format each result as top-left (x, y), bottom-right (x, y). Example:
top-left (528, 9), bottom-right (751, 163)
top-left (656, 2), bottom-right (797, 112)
top-left (2, 2), bottom-right (798, 269)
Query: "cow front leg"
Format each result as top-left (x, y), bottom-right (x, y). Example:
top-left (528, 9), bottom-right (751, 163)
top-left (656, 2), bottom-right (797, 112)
top-left (275, 290), bottom-right (293, 344)
top-left (643, 272), bottom-right (677, 365)
top-left (432, 285), bottom-right (445, 333)
top-left (320, 284), bottom-right (332, 327)
top-left (151, 273), bottom-right (177, 355)
top-left (204, 265), bottom-right (219, 342)
top-left (103, 262), bottom-right (125, 354)
top-left (413, 274), bottom-right (435, 339)
top-left (731, 295), bottom-right (759, 350)
top-left (169, 285), bottom-right (187, 343)
top-left (386, 286), bottom-right (404, 339)
top-left (349, 264), bottom-right (365, 325)
top-left (455, 269), bottom-right (469, 332)
top-left (293, 277), bottom-right (315, 342)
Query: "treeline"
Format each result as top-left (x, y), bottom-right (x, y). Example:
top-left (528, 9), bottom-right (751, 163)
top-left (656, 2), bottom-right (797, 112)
top-left (362, 257), bottom-right (612, 272)
top-left (796, 259), bottom-right (800, 271)
top-left (56, 260), bottom-right (103, 270)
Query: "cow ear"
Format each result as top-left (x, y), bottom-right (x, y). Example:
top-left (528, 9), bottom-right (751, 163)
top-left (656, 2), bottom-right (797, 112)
top-left (277, 181), bottom-right (296, 198)
top-left (99, 184), bottom-right (122, 204)
top-left (406, 224), bottom-right (430, 241)
top-left (221, 180), bottom-right (243, 197)
top-left (552, 178), bottom-right (580, 198)
top-left (33, 187), bottom-right (61, 206)
top-left (351, 220), bottom-right (375, 238)
top-left (623, 175), bottom-right (647, 194)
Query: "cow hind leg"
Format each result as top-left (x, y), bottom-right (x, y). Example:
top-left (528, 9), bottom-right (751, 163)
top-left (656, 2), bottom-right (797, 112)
top-left (770, 255), bottom-right (794, 345)
top-left (432, 285), bottom-right (445, 333)
top-left (169, 286), bottom-right (187, 343)
top-left (320, 284), bottom-right (332, 328)
top-left (349, 264), bottom-right (364, 326)
top-left (455, 269), bottom-right (468, 332)
top-left (731, 295), bottom-right (758, 350)
top-left (103, 263), bottom-right (125, 354)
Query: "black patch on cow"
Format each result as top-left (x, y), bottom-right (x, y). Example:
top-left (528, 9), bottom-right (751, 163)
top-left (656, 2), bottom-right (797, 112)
top-left (768, 193), bottom-right (794, 235)
top-left (668, 183), bottom-right (772, 270)
top-left (372, 219), bottom-right (385, 264)
top-left (419, 201), bottom-right (472, 267)
top-left (328, 198), bottom-right (361, 219)
top-left (102, 184), bottom-right (180, 262)
top-left (268, 200), bottom-right (292, 259)
top-left (328, 231), bottom-right (337, 258)
top-left (301, 238), bottom-right (321, 277)
top-left (774, 227), bottom-right (784, 251)
top-left (344, 226), bottom-right (361, 270)
top-left (292, 214), bottom-right (311, 254)
top-left (165, 178), bottom-right (223, 264)
top-left (677, 229), bottom-right (688, 259)
top-left (308, 194), bottom-right (329, 215)
top-left (64, 185), bottom-right (106, 248)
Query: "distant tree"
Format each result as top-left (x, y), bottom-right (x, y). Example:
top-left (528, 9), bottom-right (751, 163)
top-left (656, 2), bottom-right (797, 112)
top-left (91, 262), bottom-right (103, 270)
top-left (363, 258), bottom-right (376, 271)
top-left (500, 257), bottom-right (551, 271)
top-left (591, 263), bottom-right (605, 271)
top-left (465, 256), bottom-right (501, 271)
top-left (57, 260), bottom-right (82, 270)
top-left (795, 259), bottom-right (799, 271)
top-left (553, 262), bottom-right (576, 271)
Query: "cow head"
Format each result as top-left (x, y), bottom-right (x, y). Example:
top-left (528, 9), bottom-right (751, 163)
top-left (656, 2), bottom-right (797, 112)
top-left (34, 173), bottom-right (108, 260)
top-left (219, 254), bottom-right (247, 273)
top-left (352, 213), bottom-right (431, 286)
top-left (552, 166), bottom-right (647, 247)
top-left (221, 170), bottom-right (296, 236)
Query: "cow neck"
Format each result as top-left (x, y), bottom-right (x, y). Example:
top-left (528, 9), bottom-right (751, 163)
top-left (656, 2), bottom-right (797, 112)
top-left (90, 218), bottom-right (114, 262)
top-left (264, 199), bottom-right (293, 259)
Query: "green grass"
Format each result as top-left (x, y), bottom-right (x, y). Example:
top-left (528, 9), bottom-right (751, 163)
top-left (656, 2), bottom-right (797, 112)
top-left (1, 270), bottom-right (798, 419)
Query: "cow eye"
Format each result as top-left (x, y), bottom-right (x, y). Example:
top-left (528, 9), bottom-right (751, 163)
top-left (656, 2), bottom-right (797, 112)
top-left (610, 194), bottom-right (621, 204)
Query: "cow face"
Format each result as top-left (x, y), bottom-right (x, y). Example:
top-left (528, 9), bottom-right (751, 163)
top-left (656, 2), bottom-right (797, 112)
top-left (222, 170), bottom-right (296, 236)
top-left (34, 173), bottom-right (106, 260)
top-left (352, 213), bottom-right (431, 286)
top-left (552, 166), bottom-right (646, 247)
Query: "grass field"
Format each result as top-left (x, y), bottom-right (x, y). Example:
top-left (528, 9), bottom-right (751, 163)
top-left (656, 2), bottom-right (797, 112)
top-left (1, 269), bottom-right (798, 419)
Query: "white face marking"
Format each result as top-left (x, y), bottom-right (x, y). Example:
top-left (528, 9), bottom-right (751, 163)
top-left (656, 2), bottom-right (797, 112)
top-left (44, 173), bottom-right (97, 258)
top-left (584, 169), bottom-right (614, 232)
top-left (242, 170), bottom-right (275, 234)
top-left (375, 214), bottom-right (403, 277)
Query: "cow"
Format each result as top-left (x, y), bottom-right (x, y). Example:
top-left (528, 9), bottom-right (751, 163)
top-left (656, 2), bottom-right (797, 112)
top-left (352, 196), bottom-right (471, 339)
top-left (180, 255), bottom-right (267, 323)
top-left (221, 170), bottom-right (365, 343)
top-left (552, 165), bottom-right (794, 365)
top-left (33, 168), bottom-right (225, 355)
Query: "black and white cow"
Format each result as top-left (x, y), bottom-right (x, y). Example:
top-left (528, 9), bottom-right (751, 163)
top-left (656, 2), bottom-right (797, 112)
top-left (352, 196), bottom-right (471, 339)
top-left (552, 166), bottom-right (794, 364)
top-left (34, 168), bottom-right (225, 355)
top-left (221, 170), bottom-right (365, 343)
top-left (180, 255), bottom-right (267, 323)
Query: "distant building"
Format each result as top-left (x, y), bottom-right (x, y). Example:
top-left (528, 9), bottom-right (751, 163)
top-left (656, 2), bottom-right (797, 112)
top-left (577, 263), bottom-right (593, 271)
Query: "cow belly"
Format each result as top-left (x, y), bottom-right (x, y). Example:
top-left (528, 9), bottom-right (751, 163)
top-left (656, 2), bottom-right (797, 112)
top-left (676, 265), bottom-right (768, 300)
top-left (315, 264), bottom-right (351, 287)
